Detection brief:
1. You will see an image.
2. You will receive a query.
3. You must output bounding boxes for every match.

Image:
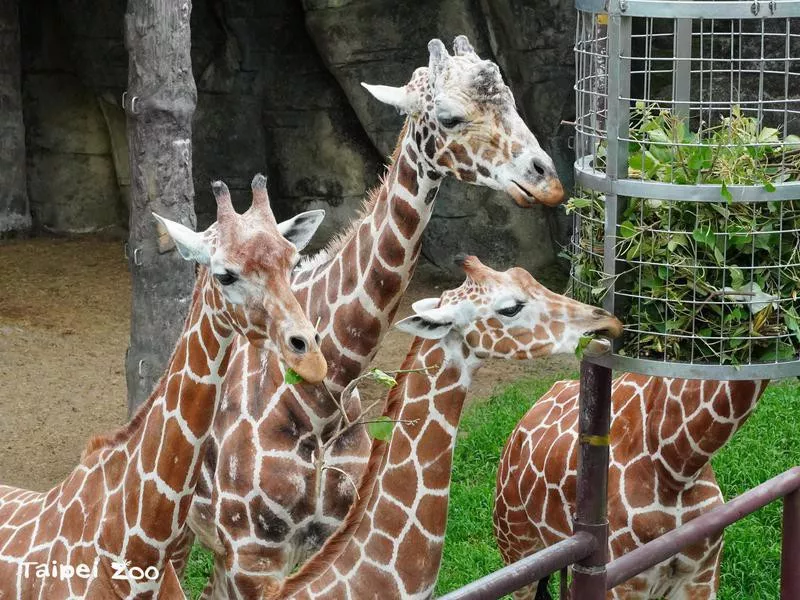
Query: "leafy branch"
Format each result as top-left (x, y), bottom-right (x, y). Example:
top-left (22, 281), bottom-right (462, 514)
top-left (569, 104), bottom-right (800, 365)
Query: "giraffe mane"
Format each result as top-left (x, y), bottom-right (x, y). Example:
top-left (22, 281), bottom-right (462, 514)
top-left (80, 280), bottom-right (204, 463)
top-left (298, 119), bottom-right (411, 272)
top-left (80, 391), bottom-right (160, 462)
top-left (275, 335), bottom-right (426, 598)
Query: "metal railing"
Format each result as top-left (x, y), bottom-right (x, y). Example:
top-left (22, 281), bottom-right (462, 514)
top-left (439, 344), bottom-right (800, 599)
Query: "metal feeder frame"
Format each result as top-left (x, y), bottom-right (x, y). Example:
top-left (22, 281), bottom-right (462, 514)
top-left (571, 0), bottom-right (800, 380)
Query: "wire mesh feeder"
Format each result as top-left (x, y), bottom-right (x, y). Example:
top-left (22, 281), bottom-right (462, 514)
top-left (569, 0), bottom-right (800, 379)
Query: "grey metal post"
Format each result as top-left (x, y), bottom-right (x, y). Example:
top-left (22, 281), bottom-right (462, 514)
top-left (602, 8), bottom-right (631, 324)
top-left (673, 18), bottom-right (693, 121)
top-left (571, 340), bottom-right (613, 599)
top-left (781, 490), bottom-right (800, 599)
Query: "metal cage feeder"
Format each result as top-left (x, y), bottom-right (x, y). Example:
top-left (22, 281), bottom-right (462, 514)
top-left (569, 0), bottom-right (800, 379)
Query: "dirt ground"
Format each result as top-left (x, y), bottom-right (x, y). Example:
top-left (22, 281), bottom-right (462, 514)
top-left (0, 235), bottom-right (577, 493)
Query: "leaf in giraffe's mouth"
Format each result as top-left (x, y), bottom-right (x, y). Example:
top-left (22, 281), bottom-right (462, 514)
top-left (285, 367), bottom-right (304, 384)
top-left (575, 335), bottom-right (594, 360)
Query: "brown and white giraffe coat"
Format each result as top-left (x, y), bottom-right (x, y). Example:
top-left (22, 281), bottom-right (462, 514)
top-left (188, 36), bottom-right (566, 599)
top-left (267, 256), bottom-right (622, 600)
top-left (494, 375), bottom-right (767, 600)
top-left (0, 178), bottom-right (327, 599)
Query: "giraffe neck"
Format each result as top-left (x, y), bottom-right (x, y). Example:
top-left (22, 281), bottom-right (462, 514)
top-left (280, 336), bottom-right (478, 599)
top-left (294, 119), bottom-right (442, 392)
top-left (89, 269), bottom-right (237, 555)
top-left (647, 377), bottom-right (768, 485)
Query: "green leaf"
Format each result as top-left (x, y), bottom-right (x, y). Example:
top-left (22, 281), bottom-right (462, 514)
top-left (785, 134), bottom-right (800, 148)
top-left (757, 127), bottom-right (780, 143)
top-left (646, 129), bottom-right (670, 144)
top-left (370, 368), bottom-right (398, 388)
top-left (619, 221), bottom-right (637, 239)
top-left (574, 335), bottom-right (594, 360)
top-left (692, 226), bottom-right (715, 248)
top-left (367, 416), bottom-right (395, 442)
top-left (758, 342), bottom-right (796, 362)
top-left (284, 367), bottom-right (304, 385)
top-left (667, 233), bottom-right (688, 252)
top-left (628, 150), bottom-right (660, 176)
top-left (687, 150), bottom-right (705, 171)
top-left (720, 181), bottom-right (733, 203)
top-left (729, 265), bottom-right (745, 289)
top-left (763, 181), bottom-right (776, 193)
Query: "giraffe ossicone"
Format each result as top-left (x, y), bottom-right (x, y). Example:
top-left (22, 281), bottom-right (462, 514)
top-left (191, 34), bottom-right (568, 598)
top-left (272, 256), bottom-right (622, 600)
top-left (0, 176), bottom-right (327, 599)
top-left (361, 35), bottom-right (564, 207)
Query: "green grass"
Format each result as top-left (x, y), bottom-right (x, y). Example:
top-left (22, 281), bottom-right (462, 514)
top-left (183, 376), bottom-right (800, 599)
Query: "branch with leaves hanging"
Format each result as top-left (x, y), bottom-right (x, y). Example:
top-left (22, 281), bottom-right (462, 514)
top-left (284, 363), bottom-right (440, 496)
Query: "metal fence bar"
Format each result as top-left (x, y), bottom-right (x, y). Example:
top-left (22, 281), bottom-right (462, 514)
top-left (437, 532), bottom-right (596, 600)
top-left (781, 489), bottom-right (800, 599)
top-left (571, 341), bottom-right (613, 599)
top-left (607, 467), bottom-right (800, 589)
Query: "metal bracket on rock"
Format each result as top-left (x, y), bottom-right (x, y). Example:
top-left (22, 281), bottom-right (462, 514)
top-left (121, 91), bottom-right (140, 115)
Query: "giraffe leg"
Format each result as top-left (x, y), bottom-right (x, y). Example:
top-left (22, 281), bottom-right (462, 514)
top-left (666, 534), bottom-right (722, 600)
top-left (199, 556), bottom-right (228, 600)
top-left (534, 574), bottom-right (553, 600)
top-left (508, 582), bottom-right (538, 600)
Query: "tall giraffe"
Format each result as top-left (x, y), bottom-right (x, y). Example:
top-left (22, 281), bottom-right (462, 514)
top-left (493, 375), bottom-right (768, 600)
top-left (188, 36), bottom-right (566, 598)
top-left (0, 177), bottom-right (327, 599)
top-left (265, 256), bottom-right (622, 600)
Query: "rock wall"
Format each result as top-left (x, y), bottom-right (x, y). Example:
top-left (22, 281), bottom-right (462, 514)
top-left (20, 0), bottom-right (125, 233)
top-left (0, 0), bottom-right (28, 235)
top-left (7, 0), bottom-right (577, 274)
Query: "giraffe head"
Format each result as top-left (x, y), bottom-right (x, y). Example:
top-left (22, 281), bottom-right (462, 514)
top-left (153, 175), bottom-right (329, 383)
top-left (396, 256), bottom-right (622, 359)
top-left (362, 35), bottom-right (564, 207)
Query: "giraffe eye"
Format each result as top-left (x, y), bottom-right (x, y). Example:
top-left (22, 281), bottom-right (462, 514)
top-left (215, 270), bottom-right (238, 286)
top-left (497, 302), bottom-right (524, 317)
top-left (440, 115), bottom-right (466, 129)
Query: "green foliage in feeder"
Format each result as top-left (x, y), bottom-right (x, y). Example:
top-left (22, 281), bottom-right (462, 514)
top-left (569, 105), bottom-right (800, 365)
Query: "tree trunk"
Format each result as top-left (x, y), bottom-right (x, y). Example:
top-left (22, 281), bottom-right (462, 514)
top-left (124, 0), bottom-right (197, 413)
top-left (0, 0), bottom-right (29, 235)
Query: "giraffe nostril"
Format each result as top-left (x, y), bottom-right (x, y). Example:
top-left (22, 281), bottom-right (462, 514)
top-left (288, 336), bottom-right (308, 355)
top-left (314, 333), bottom-right (321, 346)
top-left (532, 160), bottom-right (546, 177)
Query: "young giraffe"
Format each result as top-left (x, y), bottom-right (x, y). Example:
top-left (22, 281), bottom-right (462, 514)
top-left (187, 36), bottom-right (566, 598)
top-left (493, 374), bottom-right (768, 599)
top-left (0, 177), bottom-right (327, 599)
top-left (264, 256), bottom-right (622, 600)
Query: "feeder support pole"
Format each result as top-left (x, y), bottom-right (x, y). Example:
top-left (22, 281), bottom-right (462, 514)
top-left (781, 489), bottom-right (800, 598)
top-left (572, 340), bottom-right (613, 599)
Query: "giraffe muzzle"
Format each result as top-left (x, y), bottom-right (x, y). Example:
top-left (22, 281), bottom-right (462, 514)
top-left (507, 178), bottom-right (565, 208)
top-left (282, 334), bottom-right (328, 384)
top-left (587, 313), bottom-right (624, 340)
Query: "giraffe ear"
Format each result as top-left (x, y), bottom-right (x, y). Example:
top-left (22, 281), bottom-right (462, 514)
top-left (152, 213), bottom-right (211, 265)
top-left (395, 303), bottom-right (463, 340)
top-left (361, 82), bottom-right (415, 114)
top-left (411, 298), bottom-right (440, 313)
top-left (277, 209), bottom-right (326, 252)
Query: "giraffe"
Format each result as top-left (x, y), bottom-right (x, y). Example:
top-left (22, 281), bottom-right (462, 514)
top-left (262, 255), bottom-right (621, 600)
top-left (156, 563), bottom-right (186, 599)
top-left (188, 35), bottom-right (566, 599)
top-left (493, 374), bottom-right (768, 600)
top-left (0, 176), bottom-right (328, 599)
